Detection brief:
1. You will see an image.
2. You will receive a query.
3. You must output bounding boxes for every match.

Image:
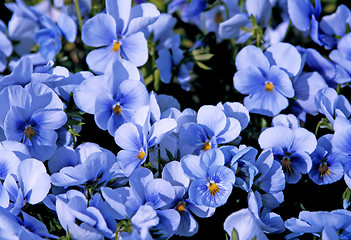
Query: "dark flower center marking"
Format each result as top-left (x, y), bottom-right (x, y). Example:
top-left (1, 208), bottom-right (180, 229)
top-left (280, 156), bottom-right (294, 175)
top-left (319, 163), bottom-right (330, 177)
top-left (24, 126), bottom-right (36, 140)
top-left (214, 12), bottom-right (224, 24)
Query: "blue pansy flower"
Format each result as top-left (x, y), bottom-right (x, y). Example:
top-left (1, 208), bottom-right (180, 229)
top-left (315, 87), bottom-right (351, 125)
top-left (258, 126), bottom-right (317, 183)
top-left (101, 168), bottom-right (181, 239)
top-left (1, 83), bottom-right (67, 161)
top-left (0, 206), bottom-right (57, 239)
top-left (50, 142), bottom-right (117, 188)
top-left (224, 208), bottom-right (269, 240)
top-left (221, 145), bottom-right (259, 192)
top-left (253, 149), bottom-right (285, 211)
top-left (308, 134), bottom-right (344, 185)
top-left (156, 34), bottom-right (194, 91)
top-left (219, 0), bottom-right (272, 43)
top-left (247, 191), bottom-right (286, 234)
top-left (179, 105), bottom-right (241, 155)
top-left (114, 118), bottom-right (177, 176)
top-left (2, 158), bottom-right (51, 215)
top-left (233, 43), bottom-right (299, 116)
top-left (55, 189), bottom-right (114, 239)
top-left (34, 13), bottom-right (77, 60)
top-left (162, 161), bottom-right (215, 237)
top-left (81, 0), bottom-right (160, 73)
top-left (285, 209), bottom-right (351, 239)
top-left (74, 59), bottom-right (150, 136)
top-left (181, 149), bottom-right (235, 208)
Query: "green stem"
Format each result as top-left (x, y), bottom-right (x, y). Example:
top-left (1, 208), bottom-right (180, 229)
top-left (74, 0), bottom-right (83, 31)
top-left (315, 120), bottom-right (323, 136)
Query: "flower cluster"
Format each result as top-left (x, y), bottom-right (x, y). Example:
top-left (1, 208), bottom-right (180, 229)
top-left (1, 0), bottom-right (351, 239)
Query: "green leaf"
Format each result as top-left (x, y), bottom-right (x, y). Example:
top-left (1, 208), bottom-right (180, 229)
top-left (231, 227), bottom-right (239, 240)
top-left (165, 148), bottom-right (174, 161)
top-left (68, 128), bottom-right (80, 137)
top-left (196, 61), bottom-right (212, 70)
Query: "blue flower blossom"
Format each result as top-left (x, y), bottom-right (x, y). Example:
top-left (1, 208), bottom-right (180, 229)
top-left (258, 126), bottom-right (317, 183)
top-left (179, 105), bottom-right (241, 155)
top-left (233, 43), bottom-right (299, 116)
top-left (308, 134), bottom-right (344, 185)
top-left (81, 0), bottom-right (160, 73)
top-left (181, 149), bottom-right (235, 208)
top-left (114, 118), bottom-right (177, 176)
top-left (1, 83), bottom-right (67, 161)
top-left (74, 59), bottom-right (150, 136)
top-left (285, 209), bottom-right (351, 239)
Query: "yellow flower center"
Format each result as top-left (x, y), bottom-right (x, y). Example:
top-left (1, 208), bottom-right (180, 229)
top-left (208, 182), bottom-right (220, 196)
top-left (137, 150), bottom-right (146, 160)
top-left (202, 141), bottom-right (212, 151)
top-left (176, 202), bottom-right (186, 214)
top-left (112, 41), bottom-right (121, 52)
top-left (214, 12), bottom-right (224, 24)
top-left (113, 104), bottom-right (122, 115)
top-left (24, 126), bottom-right (36, 140)
top-left (265, 81), bottom-right (274, 92)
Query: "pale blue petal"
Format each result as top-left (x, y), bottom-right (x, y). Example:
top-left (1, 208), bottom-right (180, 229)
top-left (268, 65), bottom-right (294, 98)
top-left (81, 13), bottom-right (117, 47)
top-left (48, 146), bottom-right (78, 174)
top-left (73, 75), bottom-right (109, 114)
top-left (148, 118), bottom-right (176, 147)
top-left (31, 109), bottom-right (67, 130)
top-left (235, 45), bottom-right (270, 73)
top-left (233, 65), bottom-right (267, 95)
top-left (287, 0), bottom-right (312, 32)
top-left (218, 13), bottom-right (250, 40)
top-left (245, 0), bottom-right (271, 27)
top-left (101, 187), bottom-right (134, 219)
top-left (224, 208), bottom-right (268, 240)
top-left (258, 126), bottom-right (294, 150)
top-left (105, 0), bottom-right (131, 35)
top-left (120, 32), bottom-right (148, 67)
top-left (221, 102), bottom-right (250, 130)
top-left (129, 168), bottom-right (154, 204)
top-left (86, 44), bottom-right (120, 74)
top-left (117, 150), bottom-right (143, 176)
top-left (217, 117), bottom-right (241, 144)
top-left (180, 154), bottom-right (206, 179)
top-left (162, 161), bottom-right (190, 189)
top-left (57, 13), bottom-right (77, 43)
top-left (320, 5), bottom-right (351, 37)
top-left (145, 179), bottom-right (175, 209)
top-left (243, 88), bottom-right (289, 116)
top-left (156, 49), bottom-right (172, 84)
top-left (127, 3), bottom-right (160, 35)
top-left (294, 72), bottom-right (328, 115)
top-left (115, 123), bottom-right (143, 151)
top-left (197, 105), bottom-right (227, 137)
top-left (291, 128), bottom-right (317, 154)
top-left (155, 209), bottom-right (180, 238)
top-left (17, 158), bottom-right (51, 204)
top-left (265, 42), bottom-right (302, 77)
